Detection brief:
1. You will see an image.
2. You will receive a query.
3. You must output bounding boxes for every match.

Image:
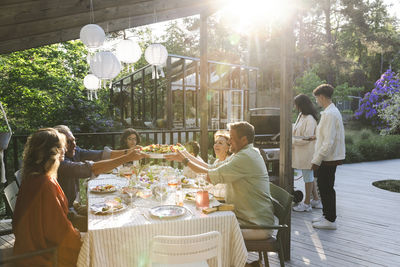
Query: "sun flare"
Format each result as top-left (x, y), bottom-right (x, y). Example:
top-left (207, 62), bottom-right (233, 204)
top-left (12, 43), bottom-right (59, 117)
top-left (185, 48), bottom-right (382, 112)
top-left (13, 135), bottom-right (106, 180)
top-left (222, 0), bottom-right (293, 33)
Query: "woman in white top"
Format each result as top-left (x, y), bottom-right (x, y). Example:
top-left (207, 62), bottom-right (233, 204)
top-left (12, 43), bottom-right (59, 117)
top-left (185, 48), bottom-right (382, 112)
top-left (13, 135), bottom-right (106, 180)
top-left (292, 94), bottom-right (322, 212)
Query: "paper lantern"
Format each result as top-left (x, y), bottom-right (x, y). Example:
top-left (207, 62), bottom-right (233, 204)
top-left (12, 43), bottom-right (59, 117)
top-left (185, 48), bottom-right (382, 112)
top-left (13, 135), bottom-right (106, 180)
top-left (90, 51), bottom-right (121, 79)
top-left (116, 39), bottom-right (142, 64)
top-left (80, 24), bottom-right (105, 49)
top-left (145, 43), bottom-right (168, 66)
top-left (83, 74), bottom-right (100, 90)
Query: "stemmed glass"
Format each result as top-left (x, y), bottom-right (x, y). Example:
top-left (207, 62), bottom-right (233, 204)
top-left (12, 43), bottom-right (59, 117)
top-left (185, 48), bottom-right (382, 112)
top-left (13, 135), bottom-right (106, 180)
top-left (156, 180), bottom-right (168, 205)
top-left (105, 197), bottom-right (119, 221)
top-left (196, 174), bottom-right (207, 191)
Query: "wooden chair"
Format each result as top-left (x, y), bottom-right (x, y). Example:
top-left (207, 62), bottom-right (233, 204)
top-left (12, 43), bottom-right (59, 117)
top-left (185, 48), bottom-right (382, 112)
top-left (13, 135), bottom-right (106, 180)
top-left (241, 183), bottom-right (293, 267)
top-left (0, 246), bottom-right (58, 267)
top-left (4, 181), bottom-right (18, 213)
top-left (0, 181), bottom-right (19, 236)
top-left (151, 231), bottom-right (222, 267)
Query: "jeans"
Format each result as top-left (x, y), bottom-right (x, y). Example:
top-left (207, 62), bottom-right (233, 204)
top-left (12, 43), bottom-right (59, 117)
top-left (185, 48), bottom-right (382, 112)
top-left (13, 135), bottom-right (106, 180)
top-left (315, 164), bottom-right (337, 222)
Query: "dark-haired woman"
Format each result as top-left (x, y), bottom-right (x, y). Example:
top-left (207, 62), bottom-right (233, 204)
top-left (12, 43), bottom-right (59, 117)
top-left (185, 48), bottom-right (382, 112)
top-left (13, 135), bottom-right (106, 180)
top-left (119, 128), bottom-right (141, 149)
top-left (292, 94), bottom-right (322, 212)
top-left (13, 128), bottom-right (81, 266)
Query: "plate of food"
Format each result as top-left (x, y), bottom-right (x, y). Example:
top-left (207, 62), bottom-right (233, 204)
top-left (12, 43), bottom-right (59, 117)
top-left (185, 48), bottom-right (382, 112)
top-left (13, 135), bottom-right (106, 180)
top-left (141, 144), bottom-right (184, 158)
top-left (180, 177), bottom-right (195, 188)
top-left (90, 201), bottom-right (127, 215)
top-left (90, 184), bottom-right (117, 193)
top-left (184, 191), bottom-right (214, 202)
top-left (149, 205), bottom-right (186, 219)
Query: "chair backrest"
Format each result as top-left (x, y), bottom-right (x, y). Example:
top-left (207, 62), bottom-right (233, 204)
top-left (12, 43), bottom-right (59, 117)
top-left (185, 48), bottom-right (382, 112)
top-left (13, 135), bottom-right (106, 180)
top-left (269, 183), bottom-right (293, 226)
top-left (151, 231), bottom-right (222, 267)
top-left (4, 181), bottom-right (19, 213)
top-left (0, 246), bottom-right (58, 266)
top-left (14, 169), bottom-right (22, 187)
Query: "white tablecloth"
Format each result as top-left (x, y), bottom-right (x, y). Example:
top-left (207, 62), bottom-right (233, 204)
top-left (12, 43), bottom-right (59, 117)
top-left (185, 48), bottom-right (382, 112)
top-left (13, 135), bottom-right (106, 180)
top-left (77, 174), bottom-right (247, 267)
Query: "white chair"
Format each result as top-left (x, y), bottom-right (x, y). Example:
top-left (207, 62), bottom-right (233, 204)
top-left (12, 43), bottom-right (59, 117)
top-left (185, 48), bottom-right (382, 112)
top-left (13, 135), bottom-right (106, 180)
top-left (4, 180), bottom-right (19, 213)
top-left (151, 231), bottom-right (222, 267)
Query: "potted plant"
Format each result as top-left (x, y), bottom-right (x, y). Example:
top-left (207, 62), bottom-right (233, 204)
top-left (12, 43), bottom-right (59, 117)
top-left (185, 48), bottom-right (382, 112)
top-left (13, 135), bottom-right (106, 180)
top-left (0, 101), bottom-right (12, 150)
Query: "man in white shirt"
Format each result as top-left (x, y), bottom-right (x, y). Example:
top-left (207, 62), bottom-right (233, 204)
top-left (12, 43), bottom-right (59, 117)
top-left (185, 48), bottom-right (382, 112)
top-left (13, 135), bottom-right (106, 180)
top-left (311, 84), bottom-right (346, 230)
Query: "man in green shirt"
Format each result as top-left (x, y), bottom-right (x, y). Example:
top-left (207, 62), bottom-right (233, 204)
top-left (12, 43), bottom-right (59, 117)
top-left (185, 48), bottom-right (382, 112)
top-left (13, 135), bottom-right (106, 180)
top-left (167, 121), bottom-right (274, 238)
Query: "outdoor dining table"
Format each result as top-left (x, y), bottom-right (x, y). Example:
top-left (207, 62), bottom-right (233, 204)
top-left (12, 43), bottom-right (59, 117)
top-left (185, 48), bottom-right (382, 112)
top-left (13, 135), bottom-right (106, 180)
top-left (77, 172), bottom-right (248, 267)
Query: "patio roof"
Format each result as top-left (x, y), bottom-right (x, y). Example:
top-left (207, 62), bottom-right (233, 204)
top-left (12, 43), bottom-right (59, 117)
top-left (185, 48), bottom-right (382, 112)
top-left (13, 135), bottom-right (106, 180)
top-left (0, 0), bottom-right (227, 54)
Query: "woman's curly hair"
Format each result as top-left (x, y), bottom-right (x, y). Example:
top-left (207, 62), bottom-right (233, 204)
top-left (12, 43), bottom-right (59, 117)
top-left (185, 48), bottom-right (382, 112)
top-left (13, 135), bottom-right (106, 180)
top-left (21, 128), bottom-right (65, 181)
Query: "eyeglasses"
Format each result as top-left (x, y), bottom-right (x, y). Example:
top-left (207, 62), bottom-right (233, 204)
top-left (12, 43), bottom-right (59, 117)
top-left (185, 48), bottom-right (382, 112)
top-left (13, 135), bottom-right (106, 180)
top-left (67, 139), bottom-right (76, 146)
top-left (127, 137), bottom-right (137, 141)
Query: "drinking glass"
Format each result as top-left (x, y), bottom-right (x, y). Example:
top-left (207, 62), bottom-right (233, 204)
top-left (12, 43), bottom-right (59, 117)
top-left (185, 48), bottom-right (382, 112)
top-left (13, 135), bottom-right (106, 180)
top-left (156, 181), bottom-right (168, 205)
top-left (196, 174), bottom-right (207, 190)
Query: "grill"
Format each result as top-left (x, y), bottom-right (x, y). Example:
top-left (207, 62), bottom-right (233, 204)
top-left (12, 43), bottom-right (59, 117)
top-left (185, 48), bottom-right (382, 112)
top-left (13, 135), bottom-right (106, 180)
top-left (250, 108), bottom-right (304, 203)
top-left (249, 108), bottom-right (280, 182)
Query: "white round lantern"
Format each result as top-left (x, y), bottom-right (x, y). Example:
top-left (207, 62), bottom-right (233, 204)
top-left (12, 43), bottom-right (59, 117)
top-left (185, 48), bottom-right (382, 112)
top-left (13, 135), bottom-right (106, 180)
top-left (90, 51), bottom-right (121, 79)
top-left (80, 24), bottom-right (105, 49)
top-left (83, 74), bottom-right (100, 90)
top-left (145, 43), bottom-right (168, 66)
top-left (116, 39), bottom-right (142, 64)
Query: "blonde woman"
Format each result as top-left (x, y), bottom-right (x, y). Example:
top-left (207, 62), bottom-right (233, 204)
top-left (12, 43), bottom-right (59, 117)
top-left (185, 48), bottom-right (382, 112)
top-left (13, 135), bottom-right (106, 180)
top-left (12, 128), bottom-right (82, 267)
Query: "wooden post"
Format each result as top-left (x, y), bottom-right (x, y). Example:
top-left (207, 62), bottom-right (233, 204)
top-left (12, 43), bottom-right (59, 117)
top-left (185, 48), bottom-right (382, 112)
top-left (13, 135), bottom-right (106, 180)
top-left (200, 11), bottom-right (209, 162)
top-left (166, 56), bottom-right (173, 129)
top-left (279, 17), bottom-right (295, 260)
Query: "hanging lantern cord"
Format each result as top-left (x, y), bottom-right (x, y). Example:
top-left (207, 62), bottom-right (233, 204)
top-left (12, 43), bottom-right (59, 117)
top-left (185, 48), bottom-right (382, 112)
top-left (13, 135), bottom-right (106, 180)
top-left (89, 0), bottom-right (95, 24)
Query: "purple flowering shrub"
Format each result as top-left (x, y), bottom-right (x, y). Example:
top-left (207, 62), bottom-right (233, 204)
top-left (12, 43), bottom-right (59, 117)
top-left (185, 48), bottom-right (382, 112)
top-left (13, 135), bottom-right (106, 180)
top-left (355, 69), bottom-right (400, 130)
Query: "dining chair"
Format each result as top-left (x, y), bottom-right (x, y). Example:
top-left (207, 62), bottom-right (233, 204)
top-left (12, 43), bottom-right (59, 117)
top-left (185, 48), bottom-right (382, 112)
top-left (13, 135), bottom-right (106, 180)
top-left (150, 231), bottom-right (222, 267)
top-left (0, 246), bottom-right (58, 267)
top-left (241, 182), bottom-right (293, 267)
top-left (4, 181), bottom-right (18, 213)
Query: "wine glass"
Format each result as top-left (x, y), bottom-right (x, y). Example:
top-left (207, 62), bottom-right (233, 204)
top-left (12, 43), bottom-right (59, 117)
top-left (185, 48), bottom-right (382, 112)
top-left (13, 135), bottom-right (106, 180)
top-left (196, 174), bottom-right (207, 191)
top-left (105, 198), bottom-right (119, 221)
top-left (156, 181), bottom-right (168, 205)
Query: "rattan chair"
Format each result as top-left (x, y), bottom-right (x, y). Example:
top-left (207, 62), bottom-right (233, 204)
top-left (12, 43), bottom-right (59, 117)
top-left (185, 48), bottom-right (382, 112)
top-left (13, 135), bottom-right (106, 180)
top-left (241, 183), bottom-right (293, 267)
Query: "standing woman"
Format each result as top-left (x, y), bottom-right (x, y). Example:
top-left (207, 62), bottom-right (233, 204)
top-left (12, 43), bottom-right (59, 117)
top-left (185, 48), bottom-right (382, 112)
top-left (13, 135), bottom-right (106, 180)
top-left (292, 94), bottom-right (322, 212)
top-left (13, 128), bottom-right (82, 266)
top-left (119, 128), bottom-right (141, 149)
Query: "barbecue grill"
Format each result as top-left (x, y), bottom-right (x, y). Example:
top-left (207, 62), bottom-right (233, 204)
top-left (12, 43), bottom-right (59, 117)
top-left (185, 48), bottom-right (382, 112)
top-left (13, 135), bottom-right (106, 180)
top-left (250, 108), bottom-right (303, 203)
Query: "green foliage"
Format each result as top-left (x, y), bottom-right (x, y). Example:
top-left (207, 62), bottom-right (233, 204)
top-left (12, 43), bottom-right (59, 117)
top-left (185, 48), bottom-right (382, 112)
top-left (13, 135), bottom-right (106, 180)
top-left (294, 67), bottom-right (326, 97)
top-left (360, 129), bottom-right (373, 140)
top-left (378, 91), bottom-right (400, 135)
top-left (344, 130), bottom-right (400, 163)
top-left (0, 41), bottom-right (119, 134)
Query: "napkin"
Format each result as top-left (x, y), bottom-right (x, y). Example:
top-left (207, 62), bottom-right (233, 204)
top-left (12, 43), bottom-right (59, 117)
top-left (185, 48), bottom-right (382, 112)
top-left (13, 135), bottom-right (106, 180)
top-left (202, 204), bottom-right (235, 214)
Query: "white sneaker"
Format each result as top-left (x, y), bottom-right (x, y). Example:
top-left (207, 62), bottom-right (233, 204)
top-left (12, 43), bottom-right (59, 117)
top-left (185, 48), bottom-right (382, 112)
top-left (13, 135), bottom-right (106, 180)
top-left (312, 216), bottom-right (323, 223)
top-left (312, 218), bottom-right (337, 230)
top-left (293, 202), bottom-right (312, 212)
top-left (311, 199), bottom-right (323, 209)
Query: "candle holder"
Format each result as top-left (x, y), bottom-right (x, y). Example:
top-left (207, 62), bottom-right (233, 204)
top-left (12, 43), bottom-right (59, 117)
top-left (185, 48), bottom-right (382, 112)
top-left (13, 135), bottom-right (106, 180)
top-left (195, 190), bottom-right (209, 210)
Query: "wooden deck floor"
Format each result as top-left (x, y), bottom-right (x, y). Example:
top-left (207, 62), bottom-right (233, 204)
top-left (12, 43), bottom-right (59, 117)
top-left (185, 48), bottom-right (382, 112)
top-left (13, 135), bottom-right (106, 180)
top-left (2, 159), bottom-right (400, 266)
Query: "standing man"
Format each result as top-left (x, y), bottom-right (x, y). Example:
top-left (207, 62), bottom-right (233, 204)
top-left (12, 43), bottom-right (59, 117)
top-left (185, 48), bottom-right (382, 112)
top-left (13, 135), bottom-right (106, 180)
top-left (311, 84), bottom-right (345, 230)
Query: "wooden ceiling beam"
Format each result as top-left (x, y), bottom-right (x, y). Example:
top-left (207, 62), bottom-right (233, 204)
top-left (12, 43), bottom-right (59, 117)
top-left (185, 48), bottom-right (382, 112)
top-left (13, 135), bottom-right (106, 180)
top-left (0, 0), bottom-right (227, 54)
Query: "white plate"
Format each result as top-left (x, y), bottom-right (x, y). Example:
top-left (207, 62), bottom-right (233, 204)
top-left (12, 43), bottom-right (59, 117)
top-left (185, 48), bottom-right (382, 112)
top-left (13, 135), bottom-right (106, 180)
top-left (149, 205), bottom-right (186, 218)
top-left (145, 152), bottom-right (177, 159)
top-left (90, 184), bottom-right (117, 193)
top-left (90, 202), bottom-right (127, 215)
top-left (184, 191), bottom-right (214, 202)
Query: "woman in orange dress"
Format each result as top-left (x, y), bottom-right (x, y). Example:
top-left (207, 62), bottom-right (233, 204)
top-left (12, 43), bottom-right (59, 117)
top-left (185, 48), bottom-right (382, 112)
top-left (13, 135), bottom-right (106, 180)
top-left (12, 128), bottom-right (82, 266)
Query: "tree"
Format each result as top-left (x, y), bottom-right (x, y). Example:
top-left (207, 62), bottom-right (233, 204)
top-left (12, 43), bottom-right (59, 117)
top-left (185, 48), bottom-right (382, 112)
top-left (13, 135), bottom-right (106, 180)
top-left (0, 41), bottom-right (119, 133)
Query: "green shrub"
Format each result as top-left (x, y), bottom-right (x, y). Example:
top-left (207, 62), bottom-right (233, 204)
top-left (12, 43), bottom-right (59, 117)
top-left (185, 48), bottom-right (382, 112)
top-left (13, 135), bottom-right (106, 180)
top-left (360, 129), bottom-right (372, 140)
top-left (345, 133), bottom-right (354, 145)
top-left (344, 144), bottom-right (363, 163)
